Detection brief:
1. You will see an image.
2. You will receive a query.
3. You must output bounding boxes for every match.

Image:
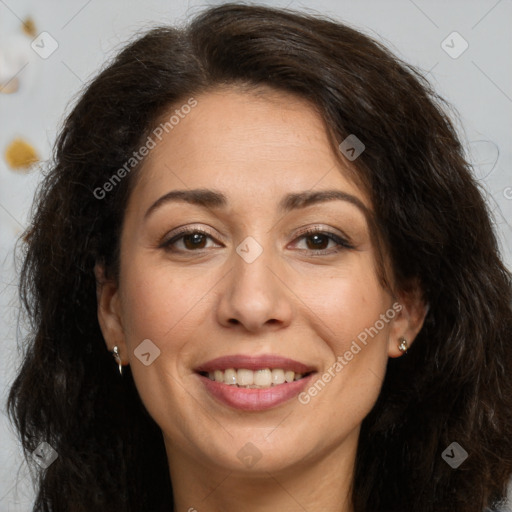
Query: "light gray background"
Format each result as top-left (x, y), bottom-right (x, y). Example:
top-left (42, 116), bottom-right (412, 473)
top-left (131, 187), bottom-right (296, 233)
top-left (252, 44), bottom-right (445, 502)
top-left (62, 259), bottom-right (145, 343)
top-left (1, 1), bottom-right (511, 510)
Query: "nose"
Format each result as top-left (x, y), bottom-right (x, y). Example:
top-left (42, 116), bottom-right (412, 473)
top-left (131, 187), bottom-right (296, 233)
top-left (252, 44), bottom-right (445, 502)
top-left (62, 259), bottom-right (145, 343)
top-left (216, 240), bottom-right (293, 333)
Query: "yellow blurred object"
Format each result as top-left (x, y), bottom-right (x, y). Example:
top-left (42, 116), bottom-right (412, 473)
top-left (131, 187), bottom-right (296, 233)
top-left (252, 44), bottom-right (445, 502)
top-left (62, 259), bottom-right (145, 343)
top-left (22, 17), bottom-right (37, 38)
top-left (5, 138), bottom-right (39, 171)
top-left (0, 77), bottom-right (19, 94)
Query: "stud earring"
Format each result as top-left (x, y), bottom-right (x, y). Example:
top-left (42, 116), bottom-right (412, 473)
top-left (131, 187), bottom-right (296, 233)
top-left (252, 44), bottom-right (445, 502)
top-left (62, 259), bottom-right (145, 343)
top-left (112, 346), bottom-right (123, 375)
top-left (398, 337), bottom-right (408, 354)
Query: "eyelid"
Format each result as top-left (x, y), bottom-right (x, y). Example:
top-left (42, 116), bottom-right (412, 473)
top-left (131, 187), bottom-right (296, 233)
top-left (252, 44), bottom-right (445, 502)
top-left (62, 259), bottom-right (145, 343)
top-left (289, 225), bottom-right (353, 253)
top-left (159, 224), bottom-right (221, 247)
top-left (292, 224), bottom-right (352, 244)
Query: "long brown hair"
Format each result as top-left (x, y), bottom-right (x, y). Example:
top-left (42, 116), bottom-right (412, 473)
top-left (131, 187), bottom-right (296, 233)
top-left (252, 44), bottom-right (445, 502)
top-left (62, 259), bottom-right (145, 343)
top-left (8, 4), bottom-right (512, 511)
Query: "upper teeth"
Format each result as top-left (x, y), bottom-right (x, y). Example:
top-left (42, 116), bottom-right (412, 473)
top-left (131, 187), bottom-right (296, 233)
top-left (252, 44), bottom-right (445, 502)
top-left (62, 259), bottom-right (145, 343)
top-left (206, 368), bottom-right (304, 388)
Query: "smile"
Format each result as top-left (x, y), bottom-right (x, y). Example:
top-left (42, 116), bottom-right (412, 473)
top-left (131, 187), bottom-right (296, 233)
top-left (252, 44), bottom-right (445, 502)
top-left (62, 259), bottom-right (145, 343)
top-left (194, 354), bottom-right (317, 411)
top-left (200, 368), bottom-right (309, 388)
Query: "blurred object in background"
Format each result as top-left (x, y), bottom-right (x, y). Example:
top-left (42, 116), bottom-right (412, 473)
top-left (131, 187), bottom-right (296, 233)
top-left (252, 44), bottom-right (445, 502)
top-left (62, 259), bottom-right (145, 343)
top-left (22, 17), bottom-right (37, 38)
top-left (4, 137), bottom-right (39, 172)
top-left (0, 18), bottom-right (37, 94)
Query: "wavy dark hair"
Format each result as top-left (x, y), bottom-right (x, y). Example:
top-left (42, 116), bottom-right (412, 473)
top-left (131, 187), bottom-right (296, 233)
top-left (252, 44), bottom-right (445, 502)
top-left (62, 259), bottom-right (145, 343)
top-left (7, 3), bottom-right (512, 512)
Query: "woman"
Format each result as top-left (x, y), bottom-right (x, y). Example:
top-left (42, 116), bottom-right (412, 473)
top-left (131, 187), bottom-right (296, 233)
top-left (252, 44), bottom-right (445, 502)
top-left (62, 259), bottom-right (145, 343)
top-left (7, 3), bottom-right (512, 511)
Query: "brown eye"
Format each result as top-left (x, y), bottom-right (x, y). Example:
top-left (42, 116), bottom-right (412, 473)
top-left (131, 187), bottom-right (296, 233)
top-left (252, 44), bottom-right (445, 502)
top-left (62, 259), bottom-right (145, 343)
top-left (293, 228), bottom-right (352, 255)
top-left (161, 228), bottom-right (220, 252)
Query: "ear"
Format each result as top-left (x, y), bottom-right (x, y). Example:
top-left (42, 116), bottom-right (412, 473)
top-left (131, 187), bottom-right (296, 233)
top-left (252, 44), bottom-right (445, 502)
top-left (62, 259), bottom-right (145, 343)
top-left (387, 279), bottom-right (428, 358)
top-left (94, 263), bottom-right (128, 366)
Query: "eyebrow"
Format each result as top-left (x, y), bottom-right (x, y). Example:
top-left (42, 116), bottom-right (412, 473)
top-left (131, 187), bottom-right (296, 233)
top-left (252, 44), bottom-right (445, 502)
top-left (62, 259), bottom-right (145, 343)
top-left (144, 188), bottom-right (369, 220)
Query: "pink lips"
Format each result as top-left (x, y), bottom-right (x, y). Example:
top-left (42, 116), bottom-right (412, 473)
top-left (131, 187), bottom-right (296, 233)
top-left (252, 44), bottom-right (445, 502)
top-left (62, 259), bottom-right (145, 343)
top-left (195, 354), bottom-right (316, 411)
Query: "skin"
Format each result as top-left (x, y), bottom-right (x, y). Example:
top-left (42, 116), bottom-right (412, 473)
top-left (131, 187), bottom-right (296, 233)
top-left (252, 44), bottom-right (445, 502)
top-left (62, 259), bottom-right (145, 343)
top-left (96, 86), bottom-right (427, 512)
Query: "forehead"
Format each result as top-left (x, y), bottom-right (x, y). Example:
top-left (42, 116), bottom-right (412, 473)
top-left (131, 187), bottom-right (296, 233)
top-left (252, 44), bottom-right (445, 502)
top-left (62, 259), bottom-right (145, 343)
top-left (129, 87), bottom-right (371, 215)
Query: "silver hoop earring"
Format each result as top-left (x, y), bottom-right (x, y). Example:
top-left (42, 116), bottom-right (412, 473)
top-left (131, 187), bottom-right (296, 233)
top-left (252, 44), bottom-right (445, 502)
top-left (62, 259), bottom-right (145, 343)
top-left (398, 337), bottom-right (408, 354)
top-left (112, 346), bottom-right (123, 375)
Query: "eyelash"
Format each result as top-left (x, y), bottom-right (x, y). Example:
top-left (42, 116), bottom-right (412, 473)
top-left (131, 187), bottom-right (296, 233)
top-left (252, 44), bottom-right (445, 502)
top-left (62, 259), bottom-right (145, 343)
top-left (160, 226), bottom-right (353, 256)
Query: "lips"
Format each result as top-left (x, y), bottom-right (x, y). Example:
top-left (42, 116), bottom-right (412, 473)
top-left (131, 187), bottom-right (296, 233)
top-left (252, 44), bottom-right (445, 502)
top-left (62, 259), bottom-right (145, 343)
top-left (194, 354), bottom-right (317, 411)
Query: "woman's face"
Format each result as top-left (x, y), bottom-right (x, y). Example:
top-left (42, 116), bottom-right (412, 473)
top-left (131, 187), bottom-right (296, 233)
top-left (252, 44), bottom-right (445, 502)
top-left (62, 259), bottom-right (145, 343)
top-left (98, 87), bottom-right (422, 477)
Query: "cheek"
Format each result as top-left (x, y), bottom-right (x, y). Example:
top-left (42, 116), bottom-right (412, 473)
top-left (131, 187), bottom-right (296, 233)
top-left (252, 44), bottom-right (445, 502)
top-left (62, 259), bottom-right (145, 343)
top-left (297, 257), bottom-right (391, 410)
top-left (116, 260), bottom-right (207, 423)
top-left (119, 259), bottom-right (206, 345)
top-left (301, 255), bottom-right (390, 351)
top-left (299, 299), bottom-right (391, 447)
